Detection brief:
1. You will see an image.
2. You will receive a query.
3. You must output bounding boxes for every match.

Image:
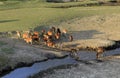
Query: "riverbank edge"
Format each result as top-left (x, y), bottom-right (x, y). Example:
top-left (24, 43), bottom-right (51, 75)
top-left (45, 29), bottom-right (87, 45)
top-left (1, 39), bottom-right (120, 77)
top-left (29, 40), bottom-right (120, 78)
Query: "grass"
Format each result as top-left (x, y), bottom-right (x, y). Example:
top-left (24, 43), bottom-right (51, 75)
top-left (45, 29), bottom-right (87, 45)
top-left (0, 1), bottom-right (120, 32)
top-left (0, 55), bottom-right (8, 67)
top-left (0, 0), bottom-right (99, 10)
top-left (0, 6), bottom-right (120, 32)
top-left (1, 48), bottom-right (14, 54)
top-left (0, 41), bottom-right (7, 46)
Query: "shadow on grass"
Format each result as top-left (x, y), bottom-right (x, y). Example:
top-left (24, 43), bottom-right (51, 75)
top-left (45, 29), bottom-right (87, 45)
top-left (71, 30), bottom-right (103, 40)
top-left (0, 19), bottom-right (19, 23)
top-left (34, 25), bottom-right (51, 32)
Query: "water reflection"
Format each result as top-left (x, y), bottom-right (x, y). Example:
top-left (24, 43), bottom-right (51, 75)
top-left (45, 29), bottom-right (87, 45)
top-left (2, 48), bottom-right (120, 78)
top-left (2, 57), bottom-right (77, 78)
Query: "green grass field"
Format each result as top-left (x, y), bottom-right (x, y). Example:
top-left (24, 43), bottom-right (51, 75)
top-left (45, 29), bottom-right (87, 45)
top-left (0, 0), bottom-right (120, 32)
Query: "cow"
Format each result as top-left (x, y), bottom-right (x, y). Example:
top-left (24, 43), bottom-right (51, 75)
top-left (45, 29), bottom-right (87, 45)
top-left (96, 47), bottom-right (104, 59)
top-left (62, 29), bottom-right (67, 38)
top-left (22, 32), bottom-right (29, 41)
top-left (32, 31), bottom-right (40, 43)
top-left (47, 30), bottom-right (53, 36)
top-left (55, 33), bottom-right (60, 40)
top-left (16, 31), bottom-right (21, 38)
top-left (47, 41), bottom-right (55, 48)
top-left (51, 26), bottom-right (56, 33)
top-left (57, 28), bottom-right (61, 35)
top-left (24, 36), bottom-right (32, 44)
top-left (69, 35), bottom-right (73, 42)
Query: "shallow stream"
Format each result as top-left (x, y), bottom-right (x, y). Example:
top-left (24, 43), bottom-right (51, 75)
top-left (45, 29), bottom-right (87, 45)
top-left (2, 48), bottom-right (120, 78)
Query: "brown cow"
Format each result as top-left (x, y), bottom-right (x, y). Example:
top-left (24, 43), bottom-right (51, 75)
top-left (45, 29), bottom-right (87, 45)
top-left (32, 31), bottom-right (40, 42)
top-left (22, 31), bottom-right (39, 44)
top-left (47, 30), bottom-right (53, 36)
top-left (55, 33), bottom-right (60, 40)
top-left (22, 32), bottom-right (29, 41)
top-left (24, 36), bottom-right (32, 44)
top-left (47, 41), bottom-right (55, 48)
top-left (96, 47), bottom-right (104, 59)
top-left (69, 35), bottom-right (73, 42)
top-left (62, 29), bottom-right (67, 34)
top-left (43, 34), bottom-right (49, 43)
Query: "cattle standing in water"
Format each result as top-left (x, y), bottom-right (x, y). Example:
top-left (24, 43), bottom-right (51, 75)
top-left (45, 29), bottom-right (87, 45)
top-left (70, 49), bottom-right (79, 60)
top-left (96, 47), bottom-right (104, 59)
top-left (62, 29), bottom-right (67, 38)
top-left (69, 35), bottom-right (73, 42)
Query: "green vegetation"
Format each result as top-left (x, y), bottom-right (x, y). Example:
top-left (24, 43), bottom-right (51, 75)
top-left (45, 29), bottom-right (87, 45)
top-left (1, 48), bottom-right (14, 54)
top-left (0, 0), bottom-right (100, 10)
top-left (0, 0), bottom-right (120, 32)
top-left (0, 41), bottom-right (7, 46)
top-left (0, 55), bottom-right (8, 67)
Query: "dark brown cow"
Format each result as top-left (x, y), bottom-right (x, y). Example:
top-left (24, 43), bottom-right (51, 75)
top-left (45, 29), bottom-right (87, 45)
top-left (32, 31), bottom-right (40, 42)
top-left (57, 28), bottom-right (61, 34)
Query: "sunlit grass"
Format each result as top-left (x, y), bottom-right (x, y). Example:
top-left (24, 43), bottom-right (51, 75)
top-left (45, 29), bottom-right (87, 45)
top-left (0, 6), bottom-right (120, 32)
top-left (0, 0), bottom-right (120, 32)
top-left (0, 0), bottom-right (99, 10)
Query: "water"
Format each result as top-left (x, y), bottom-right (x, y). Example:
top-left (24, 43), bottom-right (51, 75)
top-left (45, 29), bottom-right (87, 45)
top-left (2, 48), bottom-right (120, 78)
top-left (40, 49), bottom-right (120, 78)
top-left (2, 57), bottom-right (77, 78)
